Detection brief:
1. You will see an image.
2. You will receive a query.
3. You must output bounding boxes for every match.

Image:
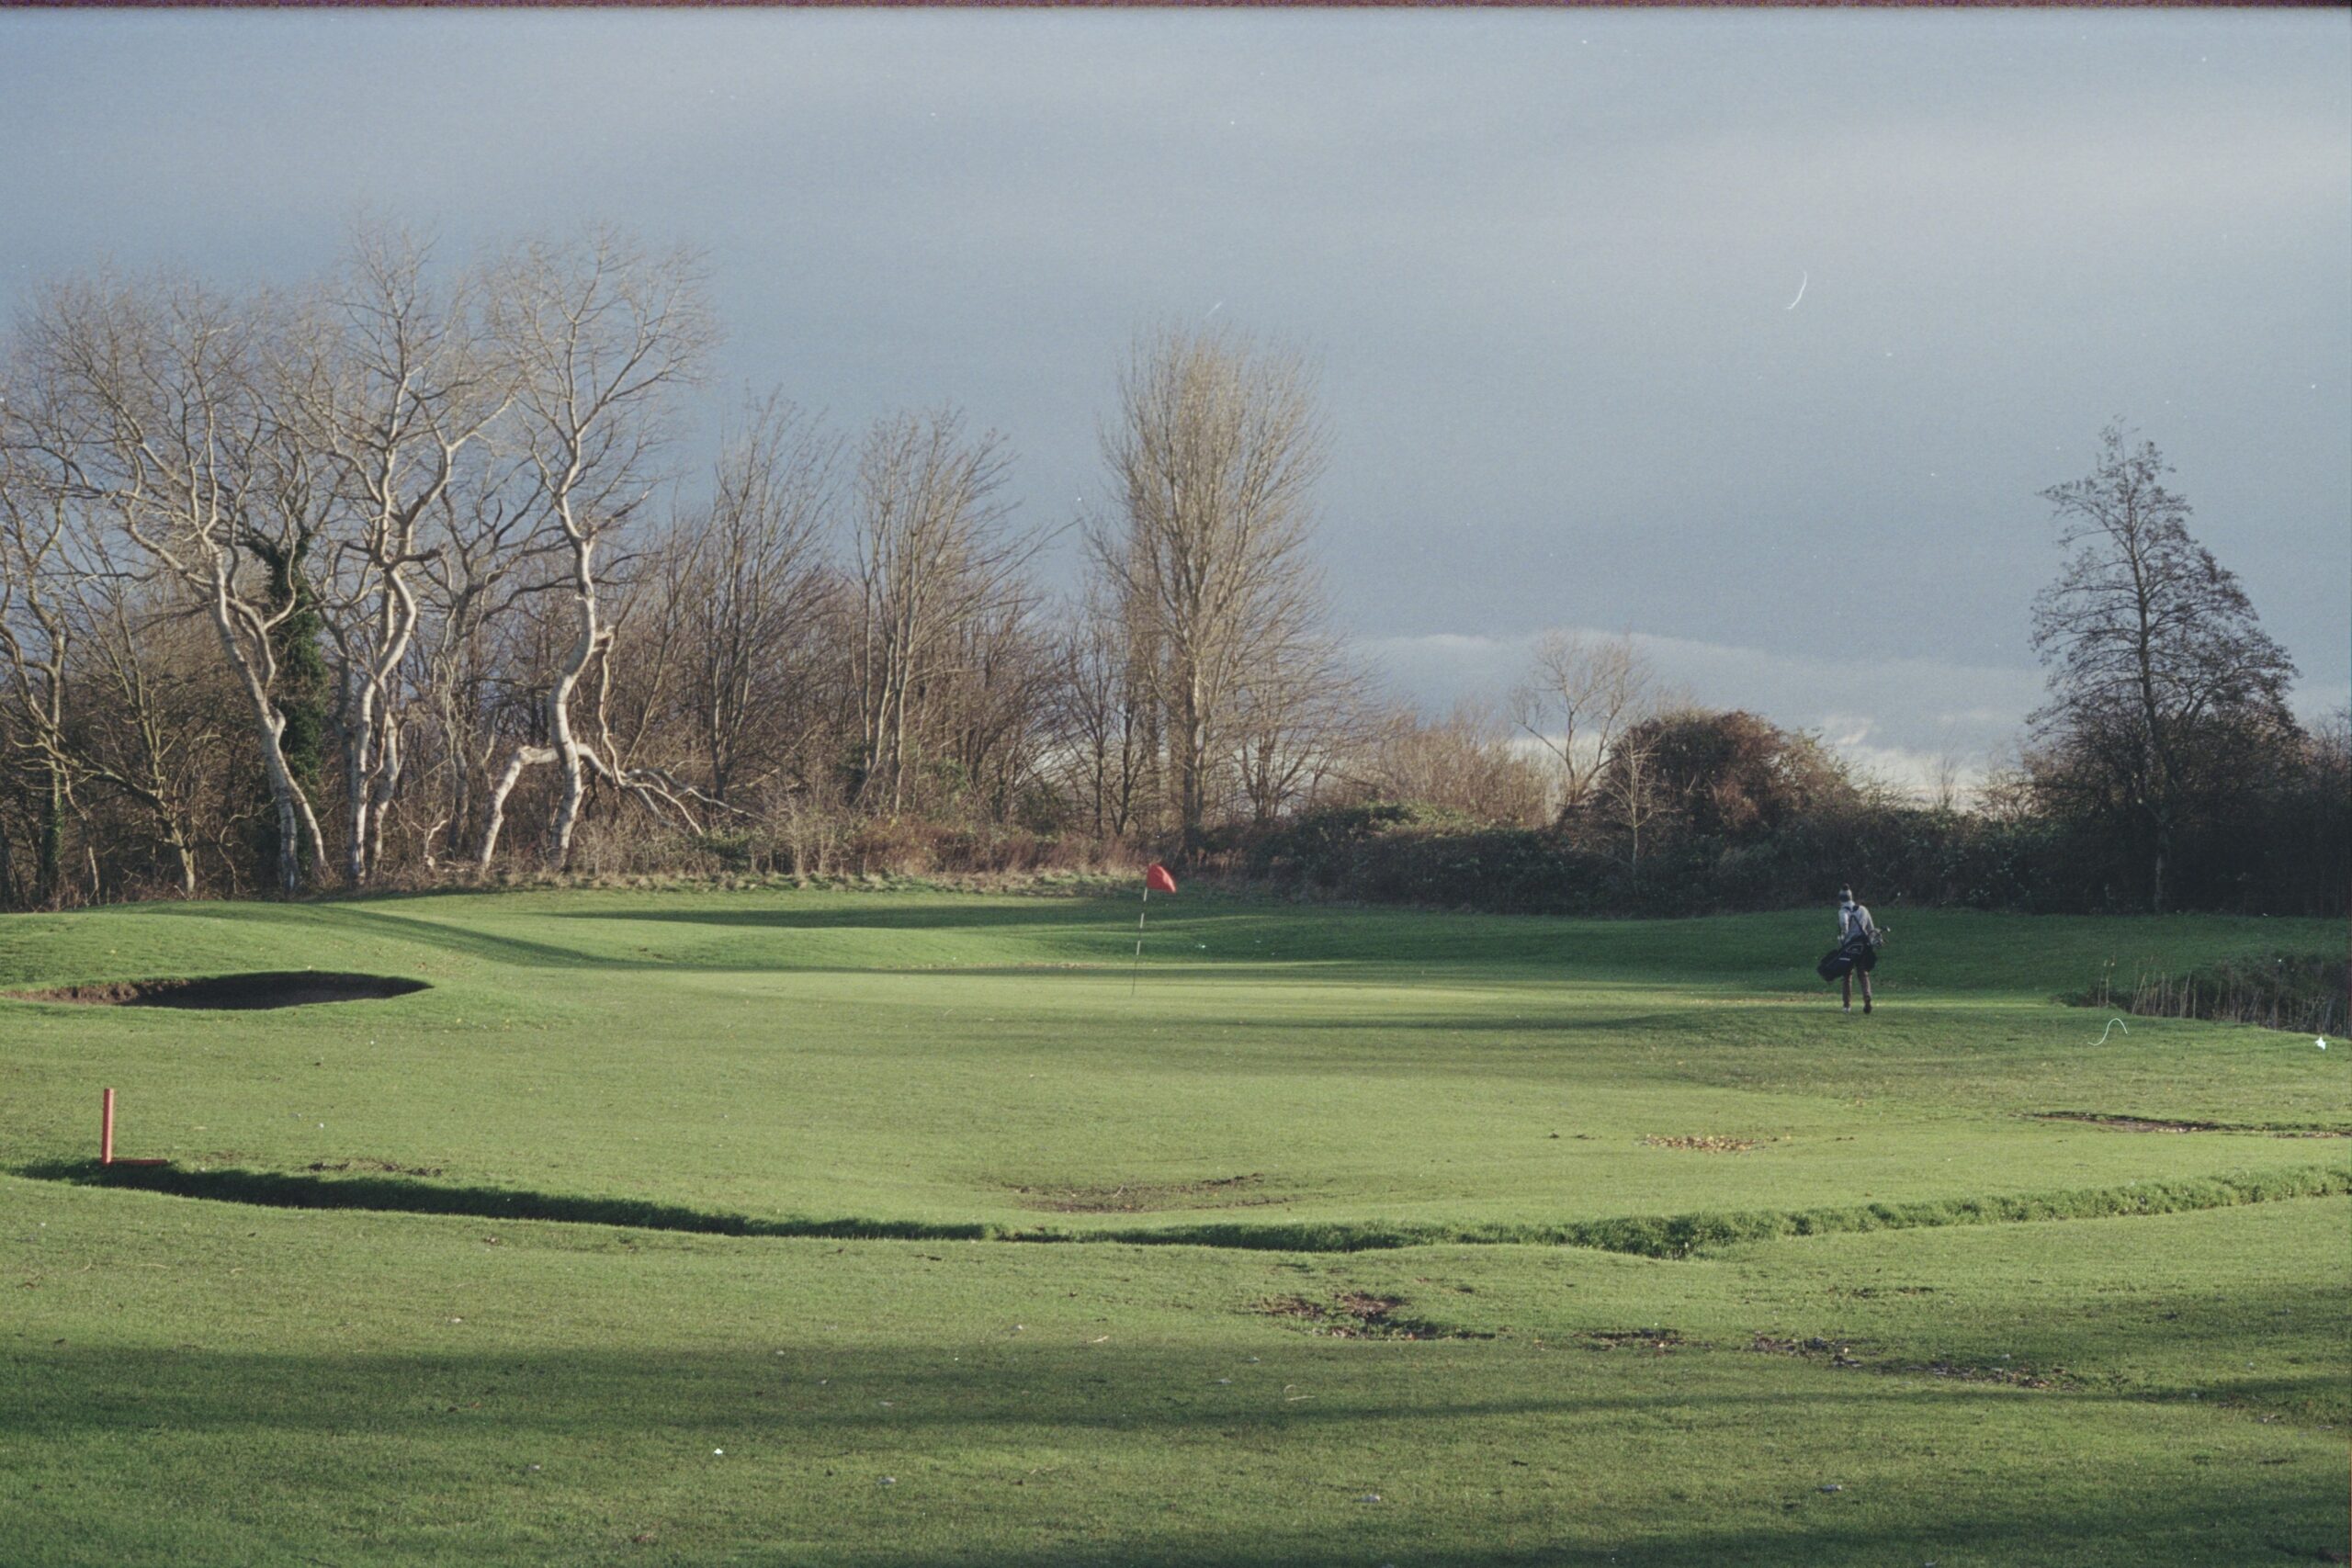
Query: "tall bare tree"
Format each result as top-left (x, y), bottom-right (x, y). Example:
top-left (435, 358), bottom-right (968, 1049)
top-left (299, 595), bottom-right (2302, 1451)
top-left (288, 229), bottom-right (509, 885)
top-left (472, 229), bottom-right (716, 870)
top-left (1089, 324), bottom-right (1329, 855)
top-left (2029, 424), bottom-right (2297, 911)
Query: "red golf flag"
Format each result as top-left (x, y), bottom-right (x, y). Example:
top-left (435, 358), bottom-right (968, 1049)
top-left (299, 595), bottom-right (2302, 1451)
top-left (1145, 863), bottom-right (1177, 895)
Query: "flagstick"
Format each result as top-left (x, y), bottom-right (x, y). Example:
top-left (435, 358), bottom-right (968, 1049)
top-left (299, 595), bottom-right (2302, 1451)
top-left (1130, 885), bottom-right (1148, 997)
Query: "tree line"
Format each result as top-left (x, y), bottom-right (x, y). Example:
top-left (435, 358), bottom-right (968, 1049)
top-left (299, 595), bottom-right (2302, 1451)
top-left (1234, 424), bottom-right (2340, 918)
top-left (0, 226), bottom-right (1432, 906)
top-left (1, 229), bottom-right (2338, 914)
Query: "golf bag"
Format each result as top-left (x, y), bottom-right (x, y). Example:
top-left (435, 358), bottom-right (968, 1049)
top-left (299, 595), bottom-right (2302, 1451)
top-left (1816, 934), bottom-right (1877, 985)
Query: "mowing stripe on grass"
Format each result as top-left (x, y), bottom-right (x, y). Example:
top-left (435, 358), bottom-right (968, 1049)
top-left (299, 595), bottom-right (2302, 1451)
top-left (17, 1159), bottom-right (2347, 1259)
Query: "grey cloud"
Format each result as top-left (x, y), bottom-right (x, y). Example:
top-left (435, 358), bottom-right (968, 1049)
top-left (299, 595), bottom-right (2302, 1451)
top-left (1, 9), bottom-right (2342, 725)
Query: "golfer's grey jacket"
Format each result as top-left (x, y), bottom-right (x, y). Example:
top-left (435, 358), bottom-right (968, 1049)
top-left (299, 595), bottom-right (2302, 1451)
top-left (1838, 902), bottom-right (1876, 943)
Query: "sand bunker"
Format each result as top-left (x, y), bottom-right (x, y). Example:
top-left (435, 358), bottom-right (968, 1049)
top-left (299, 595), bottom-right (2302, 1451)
top-left (4, 972), bottom-right (428, 1010)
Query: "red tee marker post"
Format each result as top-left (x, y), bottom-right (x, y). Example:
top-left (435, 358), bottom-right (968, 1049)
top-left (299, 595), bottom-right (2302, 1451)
top-left (1131, 863), bottom-right (1178, 996)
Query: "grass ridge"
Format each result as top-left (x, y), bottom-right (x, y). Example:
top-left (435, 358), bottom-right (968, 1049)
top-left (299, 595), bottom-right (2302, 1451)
top-left (19, 1159), bottom-right (2346, 1259)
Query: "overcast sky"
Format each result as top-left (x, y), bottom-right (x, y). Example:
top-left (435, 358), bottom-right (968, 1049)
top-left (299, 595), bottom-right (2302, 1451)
top-left (3, 9), bottom-right (2345, 787)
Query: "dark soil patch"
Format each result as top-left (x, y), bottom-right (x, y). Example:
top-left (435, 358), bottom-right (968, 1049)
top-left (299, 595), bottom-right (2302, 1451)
top-left (1013, 1173), bottom-right (1286, 1213)
top-left (1912, 1357), bottom-right (2070, 1390)
top-left (1256, 1292), bottom-right (1488, 1340)
top-left (2040, 1112), bottom-right (2230, 1134)
top-left (3, 972), bottom-right (428, 1010)
top-left (1750, 1333), bottom-right (2073, 1387)
top-left (1641, 1134), bottom-right (1759, 1153)
top-left (1749, 1334), bottom-right (1863, 1368)
top-left (2034, 1111), bottom-right (2349, 1138)
top-left (307, 1158), bottom-right (446, 1177)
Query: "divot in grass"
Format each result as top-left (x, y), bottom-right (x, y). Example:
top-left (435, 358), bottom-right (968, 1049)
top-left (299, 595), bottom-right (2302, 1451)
top-left (1255, 1292), bottom-right (1489, 1340)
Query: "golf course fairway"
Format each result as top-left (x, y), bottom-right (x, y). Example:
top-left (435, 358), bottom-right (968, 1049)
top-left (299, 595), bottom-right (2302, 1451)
top-left (2, 886), bottom-right (2344, 1565)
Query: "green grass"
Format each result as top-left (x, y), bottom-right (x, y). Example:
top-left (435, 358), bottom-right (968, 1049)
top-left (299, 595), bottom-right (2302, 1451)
top-left (1, 887), bottom-right (2346, 1565)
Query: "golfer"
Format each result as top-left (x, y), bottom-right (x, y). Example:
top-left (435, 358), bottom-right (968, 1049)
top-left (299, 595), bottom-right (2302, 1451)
top-left (1831, 886), bottom-right (1878, 1014)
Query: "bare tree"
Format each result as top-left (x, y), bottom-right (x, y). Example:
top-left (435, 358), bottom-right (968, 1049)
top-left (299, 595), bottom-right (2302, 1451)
top-left (16, 274), bottom-right (332, 892)
top-left (664, 394), bottom-right (838, 807)
top-left (1230, 630), bottom-right (1366, 824)
top-left (1509, 628), bottom-right (1659, 821)
top-left (288, 229), bottom-right (510, 885)
top-left (472, 229), bottom-right (716, 870)
top-left (1928, 745), bottom-right (1967, 813)
top-left (932, 587), bottom-right (1061, 822)
top-left (1343, 700), bottom-right (1548, 826)
top-left (68, 570), bottom-right (227, 897)
top-left (1056, 584), bottom-right (1158, 838)
top-left (0, 434), bottom-right (81, 902)
top-left (1606, 736), bottom-right (1663, 873)
top-left (1089, 324), bottom-right (1329, 855)
top-left (411, 441), bottom-right (557, 868)
top-left (846, 408), bottom-right (1027, 814)
top-left (2029, 424), bottom-right (2297, 911)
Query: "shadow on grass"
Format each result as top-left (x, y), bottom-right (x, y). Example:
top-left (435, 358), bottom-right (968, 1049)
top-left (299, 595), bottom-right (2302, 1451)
top-left (20, 1159), bottom-right (2346, 1260)
top-left (3, 1343), bottom-right (2339, 1567)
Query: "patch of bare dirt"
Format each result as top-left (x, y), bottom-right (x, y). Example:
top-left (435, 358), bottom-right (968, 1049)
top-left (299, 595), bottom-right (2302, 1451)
top-left (306, 1159), bottom-right (445, 1177)
top-left (1013, 1173), bottom-right (1286, 1213)
top-left (1256, 1292), bottom-right (1488, 1341)
top-left (1749, 1334), bottom-right (1863, 1368)
top-left (1749, 1333), bottom-right (2075, 1388)
top-left (1912, 1358), bottom-right (2071, 1390)
top-left (1641, 1134), bottom-right (1759, 1153)
top-left (5, 972), bottom-right (428, 1010)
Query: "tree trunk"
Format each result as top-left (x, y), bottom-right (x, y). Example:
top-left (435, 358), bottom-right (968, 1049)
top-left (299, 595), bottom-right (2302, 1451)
top-left (36, 764), bottom-right (62, 906)
top-left (1176, 671), bottom-right (1206, 858)
top-left (259, 724), bottom-right (325, 896)
top-left (476, 743), bottom-right (559, 870)
top-left (343, 682), bottom-right (378, 887)
top-left (546, 535), bottom-right (602, 868)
